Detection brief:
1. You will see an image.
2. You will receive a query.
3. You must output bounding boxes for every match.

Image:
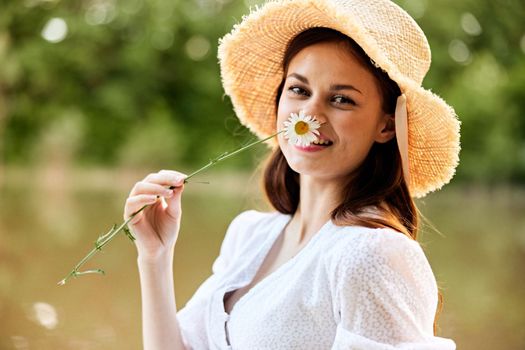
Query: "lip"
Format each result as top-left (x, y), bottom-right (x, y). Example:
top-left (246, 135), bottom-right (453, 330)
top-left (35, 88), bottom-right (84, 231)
top-left (294, 143), bottom-right (329, 152)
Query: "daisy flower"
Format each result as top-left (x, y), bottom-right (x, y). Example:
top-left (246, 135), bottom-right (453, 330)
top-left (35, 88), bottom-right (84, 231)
top-left (283, 110), bottom-right (321, 147)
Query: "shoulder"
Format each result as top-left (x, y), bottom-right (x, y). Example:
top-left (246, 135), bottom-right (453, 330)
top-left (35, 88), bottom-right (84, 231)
top-left (227, 209), bottom-right (285, 237)
top-left (326, 224), bottom-right (426, 266)
top-left (222, 209), bottom-right (289, 253)
top-left (212, 210), bottom-right (287, 274)
top-left (325, 224), bottom-right (437, 294)
top-left (228, 209), bottom-right (280, 228)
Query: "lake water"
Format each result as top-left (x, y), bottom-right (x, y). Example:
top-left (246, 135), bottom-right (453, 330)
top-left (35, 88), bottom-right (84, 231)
top-left (1, 168), bottom-right (524, 349)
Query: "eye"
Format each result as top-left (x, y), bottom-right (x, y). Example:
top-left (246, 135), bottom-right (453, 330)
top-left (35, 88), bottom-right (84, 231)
top-left (288, 86), bottom-right (309, 96)
top-left (332, 95), bottom-right (356, 106)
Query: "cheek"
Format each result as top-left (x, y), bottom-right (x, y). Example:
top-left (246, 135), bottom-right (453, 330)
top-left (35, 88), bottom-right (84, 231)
top-left (277, 89), bottom-right (303, 123)
top-left (336, 120), bottom-right (376, 158)
top-left (276, 97), bottom-right (297, 140)
top-left (277, 100), bottom-right (292, 125)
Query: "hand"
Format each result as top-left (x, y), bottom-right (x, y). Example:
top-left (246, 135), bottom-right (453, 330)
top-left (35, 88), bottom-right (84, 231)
top-left (124, 170), bottom-right (187, 261)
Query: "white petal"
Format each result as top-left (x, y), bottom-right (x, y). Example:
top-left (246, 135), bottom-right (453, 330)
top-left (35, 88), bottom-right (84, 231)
top-left (300, 138), bottom-right (310, 147)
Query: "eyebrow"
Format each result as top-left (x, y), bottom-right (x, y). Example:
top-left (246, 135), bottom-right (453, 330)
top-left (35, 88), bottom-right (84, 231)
top-left (286, 73), bottom-right (362, 95)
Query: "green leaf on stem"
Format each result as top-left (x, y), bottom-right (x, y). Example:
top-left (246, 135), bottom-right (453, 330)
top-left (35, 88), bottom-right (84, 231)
top-left (123, 225), bottom-right (136, 242)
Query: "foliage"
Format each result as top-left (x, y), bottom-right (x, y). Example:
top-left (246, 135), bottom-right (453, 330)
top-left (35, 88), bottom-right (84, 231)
top-left (0, 0), bottom-right (524, 183)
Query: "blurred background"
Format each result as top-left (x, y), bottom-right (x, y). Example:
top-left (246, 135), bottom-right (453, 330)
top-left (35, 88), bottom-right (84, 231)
top-left (0, 0), bottom-right (524, 348)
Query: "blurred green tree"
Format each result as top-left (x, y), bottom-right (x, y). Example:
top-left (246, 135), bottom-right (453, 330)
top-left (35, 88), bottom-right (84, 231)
top-left (0, 0), bottom-right (524, 184)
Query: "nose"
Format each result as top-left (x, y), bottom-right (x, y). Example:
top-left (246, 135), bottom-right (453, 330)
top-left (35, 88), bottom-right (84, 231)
top-left (311, 112), bottom-right (327, 125)
top-left (302, 97), bottom-right (328, 125)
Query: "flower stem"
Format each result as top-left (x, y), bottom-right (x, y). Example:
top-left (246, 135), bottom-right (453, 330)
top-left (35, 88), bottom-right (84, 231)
top-left (180, 131), bottom-right (283, 184)
top-left (58, 130), bottom-right (283, 285)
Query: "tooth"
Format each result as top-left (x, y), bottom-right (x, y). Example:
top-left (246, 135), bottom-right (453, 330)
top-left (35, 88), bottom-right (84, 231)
top-left (313, 139), bottom-right (333, 145)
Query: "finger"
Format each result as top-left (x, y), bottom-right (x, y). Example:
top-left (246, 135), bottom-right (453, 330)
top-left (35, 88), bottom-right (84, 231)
top-left (130, 181), bottom-right (175, 197)
top-left (158, 169), bottom-right (187, 177)
top-left (143, 171), bottom-right (187, 188)
top-left (164, 184), bottom-right (184, 219)
top-left (124, 194), bottom-right (159, 224)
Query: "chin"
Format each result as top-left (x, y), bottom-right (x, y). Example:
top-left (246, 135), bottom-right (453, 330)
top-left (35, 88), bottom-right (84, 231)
top-left (284, 153), bottom-right (356, 183)
top-left (285, 157), bottom-right (326, 177)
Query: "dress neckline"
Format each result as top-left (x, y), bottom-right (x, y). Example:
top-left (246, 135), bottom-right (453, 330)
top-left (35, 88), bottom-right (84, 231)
top-left (223, 212), bottom-right (333, 316)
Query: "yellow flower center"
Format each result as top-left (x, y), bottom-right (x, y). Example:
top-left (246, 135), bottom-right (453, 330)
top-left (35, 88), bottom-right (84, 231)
top-left (294, 121), bottom-right (309, 135)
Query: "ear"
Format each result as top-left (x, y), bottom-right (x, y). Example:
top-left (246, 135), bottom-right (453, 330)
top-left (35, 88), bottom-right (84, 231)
top-left (374, 113), bottom-right (396, 144)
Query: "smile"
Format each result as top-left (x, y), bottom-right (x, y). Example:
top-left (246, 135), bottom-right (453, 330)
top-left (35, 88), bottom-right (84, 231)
top-left (294, 141), bottom-right (333, 152)
top-left (311, 139), bottom-right (333, 146)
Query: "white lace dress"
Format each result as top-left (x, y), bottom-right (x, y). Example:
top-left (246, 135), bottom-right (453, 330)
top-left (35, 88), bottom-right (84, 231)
top-left (176, 210), bottom-right (456, 350)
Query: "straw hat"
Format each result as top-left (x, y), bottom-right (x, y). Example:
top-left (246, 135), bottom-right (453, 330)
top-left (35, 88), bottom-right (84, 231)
top-left (218, 0), bottom-right (461, 198)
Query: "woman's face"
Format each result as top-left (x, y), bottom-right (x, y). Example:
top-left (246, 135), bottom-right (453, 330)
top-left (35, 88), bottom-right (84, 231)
top-left (276, 41), bottom-right (395, 182)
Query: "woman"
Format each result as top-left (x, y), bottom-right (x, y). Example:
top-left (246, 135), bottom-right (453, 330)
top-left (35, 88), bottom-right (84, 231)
top-left (124, 0), bottom-right (460, 349)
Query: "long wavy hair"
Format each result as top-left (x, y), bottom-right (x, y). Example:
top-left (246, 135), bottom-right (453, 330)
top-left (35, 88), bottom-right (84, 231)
top-left (261, 27), bottom-right (444, 335)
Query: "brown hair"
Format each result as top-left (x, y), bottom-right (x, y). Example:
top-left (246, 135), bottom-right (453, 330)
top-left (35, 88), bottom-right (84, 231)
top-left (262, 27), bottom-right (444, 335)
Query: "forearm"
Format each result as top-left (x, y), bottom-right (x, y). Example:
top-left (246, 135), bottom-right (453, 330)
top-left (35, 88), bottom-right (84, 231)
top-left (137, 250), bottom-right (187, 350)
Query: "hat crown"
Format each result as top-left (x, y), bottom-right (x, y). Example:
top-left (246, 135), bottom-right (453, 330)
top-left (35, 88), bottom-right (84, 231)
top-left (327, 0), bottom-right (431, 85)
